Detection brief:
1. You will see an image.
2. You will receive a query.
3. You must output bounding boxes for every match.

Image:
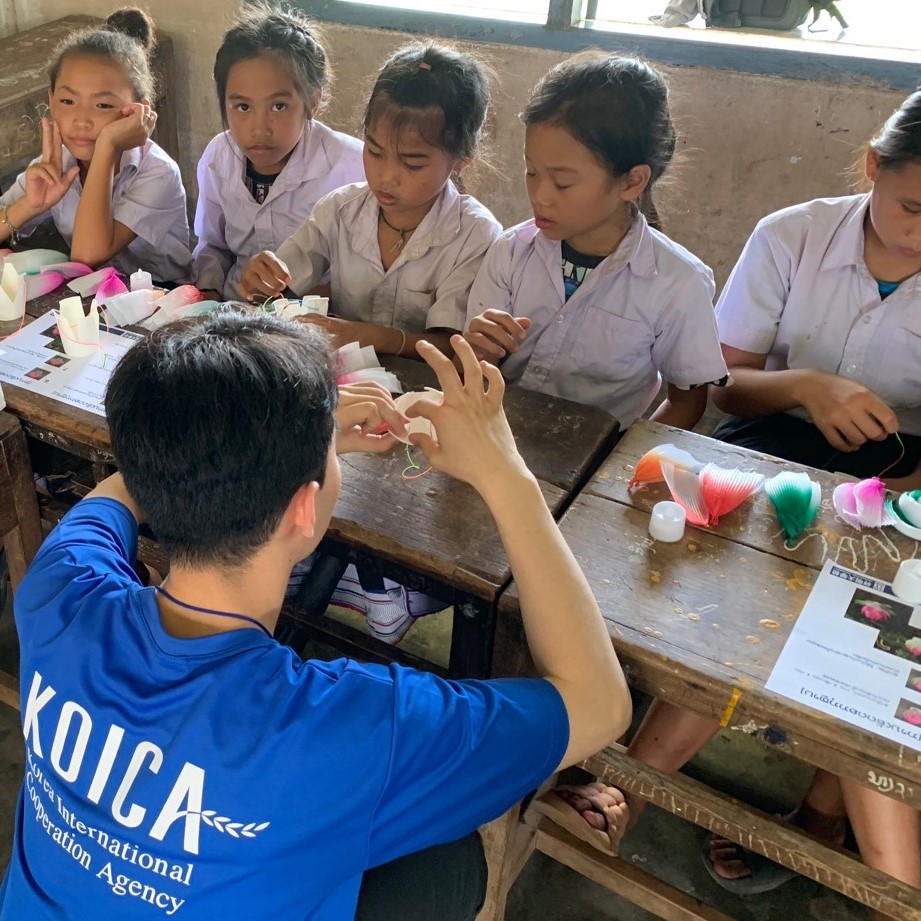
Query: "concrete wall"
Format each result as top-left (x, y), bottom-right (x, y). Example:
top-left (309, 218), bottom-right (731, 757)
top-left (0, 9), bottom-right (907, 282)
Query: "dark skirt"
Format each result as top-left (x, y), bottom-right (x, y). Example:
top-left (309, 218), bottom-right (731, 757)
top-left (712, 413), bottom-right (921, 480)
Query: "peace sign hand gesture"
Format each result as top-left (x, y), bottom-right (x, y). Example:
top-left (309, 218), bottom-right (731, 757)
top-left (24, 118), bottom-right (79, 214)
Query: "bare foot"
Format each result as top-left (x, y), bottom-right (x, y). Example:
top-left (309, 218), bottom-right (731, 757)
top-left (549, 782), bottom-right (629, 853)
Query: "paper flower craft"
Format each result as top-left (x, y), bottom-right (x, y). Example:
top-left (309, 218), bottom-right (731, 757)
top-left (392, 390), bottom-right (440, 445)
top-left (631, 444), bottom-right (764, 527)
top-left (336, 341), bottom-right (402, 394)
top-left (832, 478), bottom-right (898, 530)
top-left (629, 443), bottom-right (701, 487)
top-left (57, 296), bottom-right (100, 358)
top-left (0, 262), bottom-right (25, 321)
top-left (268, 296), bottom-right (329, 319)
top-left (764, 471), bottom-right (822, 542)
top-left (889, 490), bottom-right (921, 540)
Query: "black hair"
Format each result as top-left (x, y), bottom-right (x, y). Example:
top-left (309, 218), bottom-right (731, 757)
top-left (49, 8), bottom-right (156, 102)
top-left (362, 42), bottom-right (490, 163)
top-left (870, 90), bottom-right (921, 170)
top-left (106, 309), bottom-right (338, 568)
top-left (521, 53), bottom-right (676, 231)
top-left (214, 2), bottom-right (328, 125)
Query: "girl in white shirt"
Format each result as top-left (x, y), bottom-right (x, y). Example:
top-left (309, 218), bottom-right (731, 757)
top-left (192, 6), bottom-right (364, 300)
top-left (254, 42), bottom-right (500, 644)
top-left (0, 9), bottom-right (191, 284)
top-left (239, 42), bottom-right (501, 359)
top-left (462, 53), bottom-right (726, 428)
top-left (610, 93), bottom-right (921, 909)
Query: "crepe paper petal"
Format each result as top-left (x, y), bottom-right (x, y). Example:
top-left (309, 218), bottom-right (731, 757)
top-left (764, 471), bottom-right (821, 541)
top-left (392, 390), bottom-right (441, 445)
top-left (3, 249), bottom-right (69, 273)
top-left (889, 496), bottom-right (921, 541)
top-left (833, 478), bottom-right (898, 529)
top-left (0, 275), bottom-right (25, 321)
top-left (629, 443), bottom-right (702, 488)
top-left (153, 284), bottom-right (204, 313)
top-left (24, 271), bottom-right (66, 301)
top-left (67, 267), bottom-right (123, 297)
top-left (38, 261), bottom-right (94, 280)
top-left (899, 491), bottom-right (921, 529)
top-left (337, 367), bottom-right (403, 394)
top-left (698, 463), bottom-right (765, 525)
top-left (661, 460), bottom-right (709, 526)
top-left (95, 271), bottom-right (129, 303)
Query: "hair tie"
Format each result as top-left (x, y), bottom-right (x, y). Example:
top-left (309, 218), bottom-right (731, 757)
top-left (418, 61), bottom-right (432, 71)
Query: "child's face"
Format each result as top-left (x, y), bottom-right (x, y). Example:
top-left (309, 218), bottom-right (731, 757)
top-left (866, 150), bottom-right (921, 267)
top-left (49, 56), bottom-right (138, 164)
top-left (225, 53), bottom-right (312, 176)
top-left (524, 123), bottom-right (638, 254)
top-left (363, 117), bottom-right (457, 224)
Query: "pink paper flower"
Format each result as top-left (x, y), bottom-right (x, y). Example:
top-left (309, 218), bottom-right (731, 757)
top-left (903, 708), bottom-right (921, 726)
top-left (860, 603), bottom-right (891, 622)
top-left (905, 638), bottom-right (921, 657)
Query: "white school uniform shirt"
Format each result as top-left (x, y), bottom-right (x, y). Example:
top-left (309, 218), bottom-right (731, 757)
top-left (192, 121), bottom-right (364, 299)
top-left (716, 194), bottom-right (921, 435)
top-left (465, 215), bottom-right (727, 426)
top-left (1, 140), bottom-right (191, 284)
top-left (276, 181), bottom-right (502, 332)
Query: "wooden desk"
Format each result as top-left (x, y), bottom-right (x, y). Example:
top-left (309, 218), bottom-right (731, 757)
top-left (487, 419), bottom-right (921, 921)
top-left (0, 16), bottom-right (180, 181)
top-left (0, 296), bottom-right (618, 677)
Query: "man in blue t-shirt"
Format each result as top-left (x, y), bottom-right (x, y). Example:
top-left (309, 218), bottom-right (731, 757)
top-left (0, 310), bottom-right (631, 920)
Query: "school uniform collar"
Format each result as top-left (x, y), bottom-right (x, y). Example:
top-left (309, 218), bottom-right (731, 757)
top-left (216, 122), bottom-right (335, 201)
top-left (821, 193), bottom-right (871, 270)
top-left (529, 208), bottom-right (658, 280)
top-left (63, 144), bottom-right (145, 188)
top-left (345, 182), bottom-right (464, 262)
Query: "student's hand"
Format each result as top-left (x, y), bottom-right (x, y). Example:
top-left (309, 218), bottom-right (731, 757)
top-left (464, 310), bottom-right (531, 362)
top-left (409, 335), bottom-right (530, 497)
top-left (96, 103), bottom-right (158, 154)
top-left (238, 251), bottom-right (291, 302)
top-left (24, 118), bottom-right (80, 214)
top-left (797, 371), bottom-right (898, 452)
top-left (336, 381), bottom-right (406, 454)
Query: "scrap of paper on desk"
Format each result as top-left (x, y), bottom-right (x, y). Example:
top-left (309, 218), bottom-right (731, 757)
top-left (336, 341), bottom-right (402, 394)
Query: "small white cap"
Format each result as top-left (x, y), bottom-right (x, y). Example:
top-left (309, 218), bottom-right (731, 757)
top-left (130, 269), bottom-right (153, 291)
top-left (649, 501), bottom-right (686, 543)
top-left (892, 559), bottom-right (921, 605)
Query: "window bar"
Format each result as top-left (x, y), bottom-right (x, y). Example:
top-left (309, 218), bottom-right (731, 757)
top-left (546, 0), bottom-right (589, 28)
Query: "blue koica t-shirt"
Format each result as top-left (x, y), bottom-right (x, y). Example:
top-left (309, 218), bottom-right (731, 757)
top-left (1, 498), bottom-right (569, 920)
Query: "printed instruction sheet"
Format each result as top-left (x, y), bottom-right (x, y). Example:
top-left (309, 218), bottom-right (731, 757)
top-left (767, 560), bottom-right (921, 751)
top-left (0, 313), bottom-right (141, 417)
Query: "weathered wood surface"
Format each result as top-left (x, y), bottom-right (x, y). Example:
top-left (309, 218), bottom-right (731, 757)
top-left (0, 16), bottom-right (179, 175)
top-left (332, 448), bottom-right (564, 600)
top-left (0, 412), bottom-right (42, 589)
top-left (498, 491), bottom-right (921, 803)
top-left (591, 419), bottom-right (915, 583)
top-left (386, 357), bottom-right (620, 493)
top-left (584, 745), bottom-right (921, 921)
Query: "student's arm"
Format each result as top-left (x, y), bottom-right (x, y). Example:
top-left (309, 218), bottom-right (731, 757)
top-left (70, 104), bottom-right (157, 267)
top-left (651, 383), bottom-right (708, 430)
top-left (302, 315), bottom-right (455, 358)
top-left (712, 345), bottom-right (898, 453)
top-left (411, 337), bottom-right (630, 768)
top-left (192, 151), bottom-right (233, 297)
top-left (85, 472), bottom-right (145, 525)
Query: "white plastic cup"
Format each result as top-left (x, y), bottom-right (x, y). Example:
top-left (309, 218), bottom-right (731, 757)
top-left (649, 501), bottom-right (686, 543)
top-left (893, 559), bottom-right (921, 604)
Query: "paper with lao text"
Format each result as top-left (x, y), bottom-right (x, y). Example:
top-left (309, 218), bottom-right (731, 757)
top-left (0, 313), bottom-right (141, 417)
top-left (767, 560), bottom-right (921, 752)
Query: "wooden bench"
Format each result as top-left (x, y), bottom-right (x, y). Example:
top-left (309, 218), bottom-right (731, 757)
top-left (482, 420), bottom-right (921, 921)
top-left (0, 15), bottom-right (179, 186)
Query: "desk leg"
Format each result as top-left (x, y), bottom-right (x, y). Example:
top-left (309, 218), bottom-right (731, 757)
top-left (1, 416), bottom-right (41, 589)
top-left (450, 597), bottom-right (494, 678)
